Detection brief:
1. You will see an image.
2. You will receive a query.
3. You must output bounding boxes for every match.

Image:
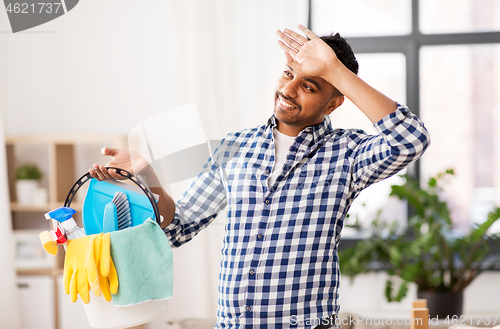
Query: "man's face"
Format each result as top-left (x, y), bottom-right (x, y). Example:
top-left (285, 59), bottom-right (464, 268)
top-left (273, 61), bottom-right (342, 136)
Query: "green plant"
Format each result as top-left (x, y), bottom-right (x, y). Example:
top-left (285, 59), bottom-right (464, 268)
top-left (339, 170), bottom-right (500, 302)
top-left (15, 163), bottom-right (43, 180)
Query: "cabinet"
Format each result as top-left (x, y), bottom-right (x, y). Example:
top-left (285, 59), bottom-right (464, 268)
top-left (7, 135), bottom-right (126, 329)
top-left (17, 276), bottom-right (55, 329)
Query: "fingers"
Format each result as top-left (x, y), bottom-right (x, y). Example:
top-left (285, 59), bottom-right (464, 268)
top-left (98, 273), bottom-right (112, 302)
top-left (89, 164), bottom-right (114, 181)
top-left (64, 266), bottom-right (72, 295)
top-left (89, 166), bottom-right (125, 181)
top-left (77, 271), bottom-right (90, 304)
top-left (108, 168), bottom-right (125, 180)
top-left (298, 24), bottom-right (318, 40)
top-left (65, 236), bottom-right (107, 304)
top-left (276, 25), bottom-right (315, 64)
top-left (276, 25), bottom-right (318, 55)
top-left (100, 233), bottom-right (111, 277)
top-left (90, 236), bottom-right (103, 299)
top-left (97, 258), bottom-right (118, 302)
top-left (73, 269), bottom-right (91, 304)
top-left (284, 27), bottom-right (309, 44)
top-left (70, 270), bottom-right (78, 303)
top-left (276, 30), bottom-right (300, 53)
top-left (89, 147), bottom-right (122, 181)
top-left (98, 233), bottom-right (118, 301)
top-left (283, 51), bottom-right (294, 64)
top-left (108, 259), bottom-right (119, 295)
top-left (277, 39), bottom-right (298, 62)
top-left (101, 146), bottom-right (119, 157)
top-left (87, 236), bottom-right (101, 298)
top-left (93, 233), bottom-right (101, 263)
top-left (98, 232), bottom-right (118, 300)
top-left (90, 278), bottom-right (102, 298)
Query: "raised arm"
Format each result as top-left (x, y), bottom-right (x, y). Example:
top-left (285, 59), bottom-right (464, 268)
top-left (276, 25), bottom-right (397, 123)
top-left (277, 25), bottom-right (430, 189)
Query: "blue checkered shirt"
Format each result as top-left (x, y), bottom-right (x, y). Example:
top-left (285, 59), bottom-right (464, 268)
top-left (164, 105), bottom-right (430, 328)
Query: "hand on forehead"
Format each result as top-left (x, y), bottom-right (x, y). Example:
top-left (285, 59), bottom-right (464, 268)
top-left (275, 25), bottom-right (338, 80)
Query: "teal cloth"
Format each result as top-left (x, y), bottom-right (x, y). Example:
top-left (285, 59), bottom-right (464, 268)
top-left (109, 218), bottom-right (173, 306)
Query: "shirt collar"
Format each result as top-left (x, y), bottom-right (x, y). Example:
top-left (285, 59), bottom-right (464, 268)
top-left (267, 115), bottom-right (334, 144)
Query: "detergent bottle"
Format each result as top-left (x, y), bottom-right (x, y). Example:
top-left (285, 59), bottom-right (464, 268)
top-left (45, 206), bottom-right (86, 239)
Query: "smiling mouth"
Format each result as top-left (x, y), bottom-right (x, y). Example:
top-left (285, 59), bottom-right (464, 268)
top-left (278, 95), bottom-right (298, 109)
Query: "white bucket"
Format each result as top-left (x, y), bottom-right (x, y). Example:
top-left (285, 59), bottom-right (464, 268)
top-left (83, 294), bottom-right (168, 329)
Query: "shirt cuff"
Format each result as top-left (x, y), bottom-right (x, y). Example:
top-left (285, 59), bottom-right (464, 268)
top-left (162, 214), bottom-right (180, 239)
top-left (373, 104), bottom-right (411, 136)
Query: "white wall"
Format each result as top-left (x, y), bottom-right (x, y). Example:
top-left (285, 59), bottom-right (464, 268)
top-left (0, 11), bottom-right (22, 325)
top-left (0, 112), bottom-right (22, 327)
top-left (0, 0), bottom-right (308, 139)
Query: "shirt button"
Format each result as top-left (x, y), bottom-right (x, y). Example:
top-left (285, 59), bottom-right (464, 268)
top-left (257, 234), bottom-right (263, 239)
top-left (249, 270), bottom-right (255, 275)
top-left (265, 169), bottom-right (270, 174)
top-left (265, 199), bottom-right (270, 204)
top-left (246, 306), bottom-right (251, 311)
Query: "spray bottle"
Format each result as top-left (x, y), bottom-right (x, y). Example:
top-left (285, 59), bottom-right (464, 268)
top-left (40, 206), bottom-right (86, 255)
top-left (45, 206), bottom-right (86, 239)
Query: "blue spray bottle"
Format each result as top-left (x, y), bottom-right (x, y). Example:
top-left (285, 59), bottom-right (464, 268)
top-left (45, 207), bottom-right (87, 240)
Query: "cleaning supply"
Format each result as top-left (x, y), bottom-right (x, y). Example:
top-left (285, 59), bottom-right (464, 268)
top-left (39, 226), bottom-right (67, 255)
top-left (45, 207), bottom-right (86, 239)
top-left (102, 202), bottom-right (118, 233)
top-left (102, 191), bottom-right (131, 233)
top-left (113, 191), bottom-right (131, 230)
top-left (44, 207), bottom-right (119, 304)
top-left (39, 207), bottom-right (79, 256)
top-left (39, 231), bottom-right (58, 255)
top-left (64, 234), bottom-right (103, 303)
top-left (97, 232), bottom-right (119, 302)
top-left (64, 232), bottom-right (119, 304)
top-left (83, 179), bottom-right (156, 235)
top-left (62, 168), bottom-right (167, 329)
top-left (109, 218), bottom-right (173, 306)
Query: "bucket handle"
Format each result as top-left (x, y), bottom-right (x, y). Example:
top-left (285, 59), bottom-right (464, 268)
top-left (64, 167), bottom-right (162, 226)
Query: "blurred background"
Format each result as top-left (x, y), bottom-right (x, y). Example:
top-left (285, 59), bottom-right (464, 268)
top-left (1, 0), bottom-right (499, 328)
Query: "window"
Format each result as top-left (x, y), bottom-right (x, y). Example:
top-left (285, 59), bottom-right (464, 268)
top-left (311, 0), bottom-right (412, 37)
top-left (420, 0), bottom-right (500, 34)
top-left (329, 53), bottom-right (408, 237)
top-left (420, 44), bottom-right (500, 233)
top-left (311, 0), bottom-right (500, 235)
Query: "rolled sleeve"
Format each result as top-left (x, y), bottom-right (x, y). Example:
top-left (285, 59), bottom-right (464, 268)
top-left (374, 105), bottom-right (430, 155)
top-left (352, 104), bottom-right (430, 189)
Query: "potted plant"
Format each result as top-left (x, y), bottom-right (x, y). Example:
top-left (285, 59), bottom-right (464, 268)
top-left (339, 170), bottom-right (500, 318)
top-left (15, 163), bottom-right (43, 205)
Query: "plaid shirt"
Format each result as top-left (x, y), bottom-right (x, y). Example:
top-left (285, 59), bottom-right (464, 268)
top-left (164, 105), bottom-right (430, 328)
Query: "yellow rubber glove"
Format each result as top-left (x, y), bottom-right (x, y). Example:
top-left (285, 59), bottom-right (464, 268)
top-left (97, 232), bottom-right (118, 301)
top-left (64, 234), bottom-right (103, 304)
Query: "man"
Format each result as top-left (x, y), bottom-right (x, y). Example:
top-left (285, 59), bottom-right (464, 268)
top-left (90, 25), bottom-right (430, 328)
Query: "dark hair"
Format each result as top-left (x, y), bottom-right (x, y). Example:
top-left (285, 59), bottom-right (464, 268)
top-left (320, 33), bottom-right (359, 75)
